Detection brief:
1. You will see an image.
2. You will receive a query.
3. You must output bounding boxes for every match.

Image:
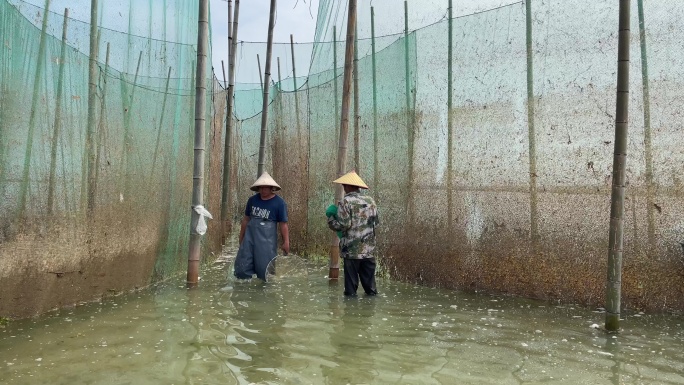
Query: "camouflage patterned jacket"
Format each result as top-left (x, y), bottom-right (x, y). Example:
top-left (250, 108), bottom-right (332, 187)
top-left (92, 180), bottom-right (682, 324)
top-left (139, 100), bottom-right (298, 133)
top-left (327, 192), bottom-right (379, 259)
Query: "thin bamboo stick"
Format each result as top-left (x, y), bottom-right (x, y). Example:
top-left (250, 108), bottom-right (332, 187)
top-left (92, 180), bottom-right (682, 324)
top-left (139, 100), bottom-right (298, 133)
top-left (122, 51), bottom-right (142, 180)
top-left (19, 0), bottom-right (50, 217)
top-left (290, 34), bottom-right (302, 152)
top-left (151, 66), bottom-right (173, 175)
top-left (85, 0), bottom-right (99, 214)
top-left (526, 0), bottom-right (539, 245)
top-left (605, 0), bottom-right (631, 332)
top-left (256, 0), bottom-right (277, 178)
top-left (221, 0), bottom-right (240, 236)
top-left (637, 0), bottom-right (655, 252)
top-left (187, 0), bottom-right (210, 287)
top-left (371, 10), bottom-right (378, 201)
top-left (330, 0), bottom-right (357, 280)
top-left (94, 42), bottom-right (110, 201)
top-left (277, 57), bottom-right (284, 175)
top-left (228, 0), bottom-right (232, 68)
top-left (48, 8), bottom-right (69, 215)
top-left (447, 0), bottom-right (454, 227)
top-left (257, 54), bottom-right (264, 93)
top-left (353, 22), bottom-right (360, 173)
top-left (404, 0), bottom-right (415, 222)
top-left (334, 25), bottom-right (339, 147)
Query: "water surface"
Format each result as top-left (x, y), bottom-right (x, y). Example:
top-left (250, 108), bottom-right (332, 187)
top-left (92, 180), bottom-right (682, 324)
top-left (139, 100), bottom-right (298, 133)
top-left (1, 255), bottom-right (683, 384)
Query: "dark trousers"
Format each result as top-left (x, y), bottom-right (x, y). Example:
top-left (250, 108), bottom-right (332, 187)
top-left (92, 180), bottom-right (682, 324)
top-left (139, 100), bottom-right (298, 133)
top-left (343, 258), bottom-right (377, 296)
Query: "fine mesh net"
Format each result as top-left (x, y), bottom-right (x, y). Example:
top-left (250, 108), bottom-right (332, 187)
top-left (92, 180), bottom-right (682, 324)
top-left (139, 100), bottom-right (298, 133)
top-left (0, 0), bottom-right (223, 284)
top-left (226, 0), bottom-right (684, 310)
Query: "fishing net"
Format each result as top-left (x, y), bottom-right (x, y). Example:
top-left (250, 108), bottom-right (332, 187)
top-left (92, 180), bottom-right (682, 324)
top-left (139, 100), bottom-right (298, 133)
top-left (0, 0), bottom-right (224, 317)
top-left (227, 0), bottom-right (684, 311)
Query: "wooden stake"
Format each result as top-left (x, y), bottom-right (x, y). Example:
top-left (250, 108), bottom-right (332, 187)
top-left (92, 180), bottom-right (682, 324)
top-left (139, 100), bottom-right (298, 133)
top-left (330, 0), bottom-right (358, 280)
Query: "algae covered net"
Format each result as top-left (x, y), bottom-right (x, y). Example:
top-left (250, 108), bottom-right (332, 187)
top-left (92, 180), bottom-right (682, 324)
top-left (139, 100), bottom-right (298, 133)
top-left (229, 0), bottom-right (684, 311)
top-left (0, 0), bottom-right (224, 317)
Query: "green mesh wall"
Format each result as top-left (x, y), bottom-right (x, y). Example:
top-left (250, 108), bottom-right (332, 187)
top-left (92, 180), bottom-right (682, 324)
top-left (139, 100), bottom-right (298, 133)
top-left (227, 0), bottom-right (684, 311)
top-left (0, 0), bottom-right (223, 318)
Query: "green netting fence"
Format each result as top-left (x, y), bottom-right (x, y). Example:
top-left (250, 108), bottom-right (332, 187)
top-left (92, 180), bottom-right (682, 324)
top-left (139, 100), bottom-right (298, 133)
top-left (0, 0), bottom-right (224, 317)
top-left (227, 0), bottom-right (684, 311)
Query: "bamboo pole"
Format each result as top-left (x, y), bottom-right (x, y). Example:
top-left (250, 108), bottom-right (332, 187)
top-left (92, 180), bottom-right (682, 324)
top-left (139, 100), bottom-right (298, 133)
top-left (151, 66), bottom-right (173, 175)
top-left (637, 0), bottom-right (655, 252)
top-left (526, 0), bottom-right (539, 245)
top-left (221, 0), bottom-right (240, 237)
top-left (19, 0), bottom-right (50, 217)
top-left (187, 0), bottom-right (210, 287)
top-left (257, 54), bottom-right (264, 93)
top-left (256, 0), bottom-right (277, 178)
top-left (48, 8), bottom-right (69, 215)
top-left (605, 0), bottom-right (631, 332)
top-left (353, 22), bottom-right (360, 173)
top-left (334, 25), bottom-right (339, 145)
top-left (330, 0), bottom-right (357, 280)
top-left (290, 34), bottom-right (302, 152)
top-left (371, 10), bottom-right (379, 200)
top-left (447, 0), bottom-right (454, 227)
top-left (85, 0), bottom-right (99, 214)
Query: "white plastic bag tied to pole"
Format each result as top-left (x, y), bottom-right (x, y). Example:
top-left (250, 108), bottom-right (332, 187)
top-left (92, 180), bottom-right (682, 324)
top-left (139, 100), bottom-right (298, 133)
top-left (193, 205), bottom-right (213, 235)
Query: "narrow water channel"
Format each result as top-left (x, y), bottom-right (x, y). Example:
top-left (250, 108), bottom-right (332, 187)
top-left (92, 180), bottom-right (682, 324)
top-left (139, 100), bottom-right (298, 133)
top-left (1, 254), bottom-right (683, 384)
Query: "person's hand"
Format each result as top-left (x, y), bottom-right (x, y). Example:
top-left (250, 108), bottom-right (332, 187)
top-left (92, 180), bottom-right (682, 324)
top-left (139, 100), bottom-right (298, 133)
top-left (282, 240), bottom-right (290, 255)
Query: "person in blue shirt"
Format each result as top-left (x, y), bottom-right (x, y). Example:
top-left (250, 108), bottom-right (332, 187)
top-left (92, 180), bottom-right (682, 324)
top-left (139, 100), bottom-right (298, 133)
top-left (234, 172), bottom-right (290, 280)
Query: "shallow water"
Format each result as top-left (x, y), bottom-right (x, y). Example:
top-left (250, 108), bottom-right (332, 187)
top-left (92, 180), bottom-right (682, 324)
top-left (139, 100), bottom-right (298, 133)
top-left (1, 254), bottom-right (683, 385)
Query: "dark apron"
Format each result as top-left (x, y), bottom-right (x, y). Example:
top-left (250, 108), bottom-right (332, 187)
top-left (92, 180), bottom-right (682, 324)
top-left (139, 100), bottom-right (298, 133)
top-left (234, 217), bottom-right (278, 280)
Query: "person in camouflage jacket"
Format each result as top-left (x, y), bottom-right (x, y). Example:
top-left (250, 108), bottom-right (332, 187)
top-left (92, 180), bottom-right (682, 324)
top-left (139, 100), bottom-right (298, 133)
top-left (327, 171), bottom-right (379, 296)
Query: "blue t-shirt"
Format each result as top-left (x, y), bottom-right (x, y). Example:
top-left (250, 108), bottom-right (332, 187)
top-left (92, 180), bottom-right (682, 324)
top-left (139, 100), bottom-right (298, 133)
top-left (244, 194), bottom-right (288, 222)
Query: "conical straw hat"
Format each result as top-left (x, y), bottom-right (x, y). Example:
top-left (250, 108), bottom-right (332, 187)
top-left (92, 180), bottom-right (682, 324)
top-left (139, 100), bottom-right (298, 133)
top-left (250, 171), bottom-right (281, 191)
top-left (332, 171), bottom-right (369, 189)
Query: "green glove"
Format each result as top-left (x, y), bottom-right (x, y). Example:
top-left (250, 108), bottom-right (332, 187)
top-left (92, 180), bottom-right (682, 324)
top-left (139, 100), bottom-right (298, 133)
top-left (325, 204), bottom-right (338, 218)
top-left (325, 205), bottom-right (344, 239)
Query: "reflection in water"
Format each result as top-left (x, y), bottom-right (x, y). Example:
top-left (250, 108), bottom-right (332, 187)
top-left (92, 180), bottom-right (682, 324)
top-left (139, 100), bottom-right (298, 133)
top-left (323, 297), bottom-right (379, 384)
top-left (0, 256), bottom-right (683, 384)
